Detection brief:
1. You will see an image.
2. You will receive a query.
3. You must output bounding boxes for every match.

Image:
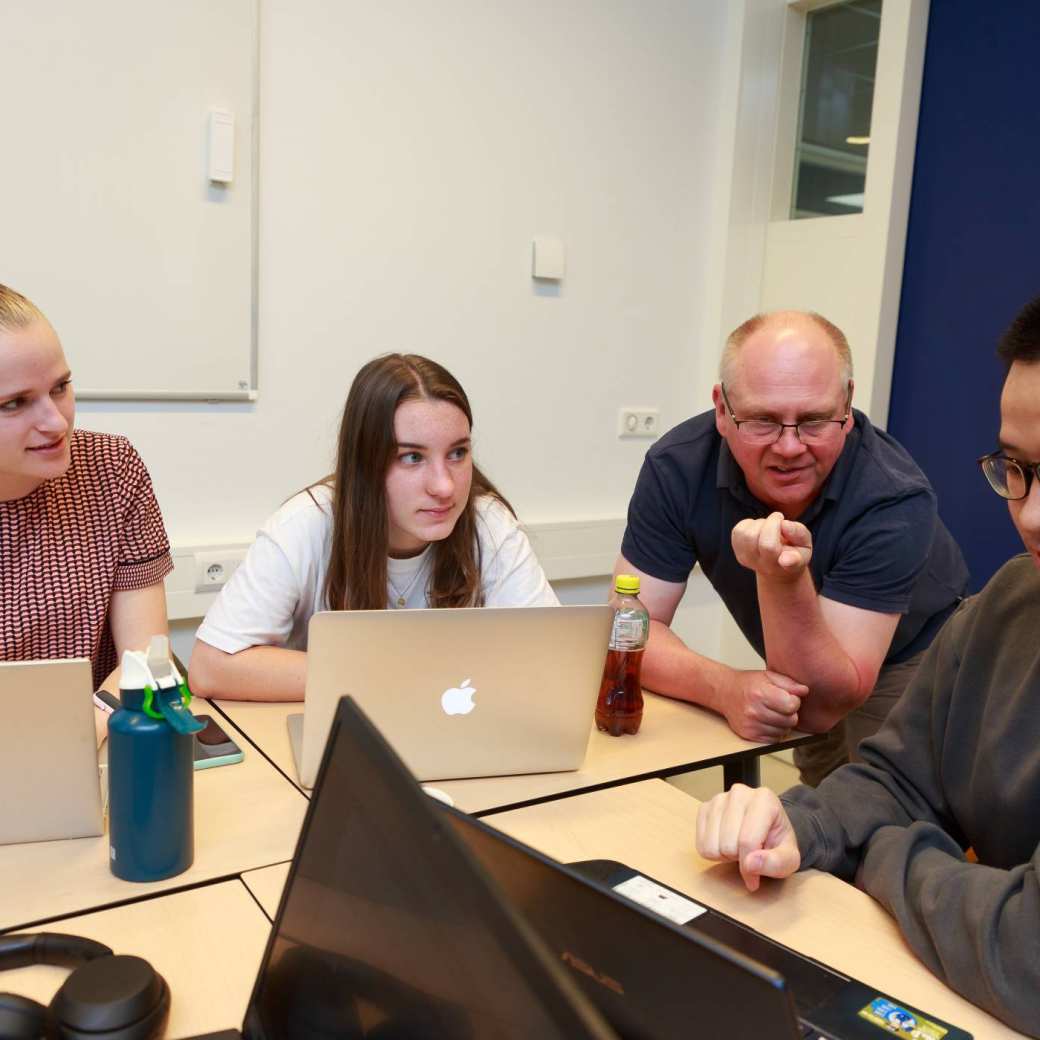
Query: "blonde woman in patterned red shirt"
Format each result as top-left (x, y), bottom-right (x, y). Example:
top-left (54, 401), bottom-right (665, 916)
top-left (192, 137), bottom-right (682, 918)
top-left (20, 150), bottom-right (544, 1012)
top-left (0, 285), bottom-right (173, 744)
top-left (189, 354), bottom-right (556, 701)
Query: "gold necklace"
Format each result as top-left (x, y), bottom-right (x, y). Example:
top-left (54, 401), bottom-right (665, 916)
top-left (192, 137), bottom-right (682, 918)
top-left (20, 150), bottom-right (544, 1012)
top-left (386, 560), bottom-right (427, 608)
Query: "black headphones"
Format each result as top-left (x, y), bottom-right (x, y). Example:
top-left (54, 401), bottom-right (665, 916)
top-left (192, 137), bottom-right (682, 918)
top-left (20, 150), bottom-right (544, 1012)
top-left (0, 933), bottom-right (169, 1040)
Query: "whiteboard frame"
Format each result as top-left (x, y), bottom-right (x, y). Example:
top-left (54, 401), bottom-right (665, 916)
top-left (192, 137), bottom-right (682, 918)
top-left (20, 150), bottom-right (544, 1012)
top-left (78, 1), bottom-right (261, 403)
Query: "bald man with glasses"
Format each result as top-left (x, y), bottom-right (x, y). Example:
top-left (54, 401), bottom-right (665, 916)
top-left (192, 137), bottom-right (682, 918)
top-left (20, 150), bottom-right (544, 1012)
top-left (617, 310), bottom-right (968, 785)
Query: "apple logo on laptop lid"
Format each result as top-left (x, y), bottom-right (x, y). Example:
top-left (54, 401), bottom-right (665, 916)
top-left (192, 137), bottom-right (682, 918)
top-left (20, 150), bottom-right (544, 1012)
top-left (441, 678), bottom-right (476, 716)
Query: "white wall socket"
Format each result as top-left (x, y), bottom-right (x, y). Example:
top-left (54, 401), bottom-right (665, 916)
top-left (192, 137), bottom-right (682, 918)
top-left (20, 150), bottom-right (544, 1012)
top-left (618, 407), bottom-right (660, 438)
top-left (193, 548), bottom-right (247, 594)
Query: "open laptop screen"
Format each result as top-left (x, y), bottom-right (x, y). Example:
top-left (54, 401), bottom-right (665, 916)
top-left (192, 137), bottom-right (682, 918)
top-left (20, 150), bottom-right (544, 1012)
top-left (244, 696), bottom-right (617, 1040)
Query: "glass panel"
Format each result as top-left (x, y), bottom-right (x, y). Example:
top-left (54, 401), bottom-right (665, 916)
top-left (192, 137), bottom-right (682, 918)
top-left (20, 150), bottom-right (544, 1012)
top-left (791, 0), bottom-right (882, 219)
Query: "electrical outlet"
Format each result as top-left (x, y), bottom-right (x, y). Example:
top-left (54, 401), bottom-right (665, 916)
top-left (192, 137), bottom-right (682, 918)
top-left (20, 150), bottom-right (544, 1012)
top-left (618, 408), bottom-right (660, 439)
top-left (194, 549), bottom-right (247, 594)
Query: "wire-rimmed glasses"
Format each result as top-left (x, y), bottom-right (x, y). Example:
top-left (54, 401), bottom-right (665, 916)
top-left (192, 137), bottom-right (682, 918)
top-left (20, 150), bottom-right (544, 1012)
top-left (720, 383), bottom-right (852, 445)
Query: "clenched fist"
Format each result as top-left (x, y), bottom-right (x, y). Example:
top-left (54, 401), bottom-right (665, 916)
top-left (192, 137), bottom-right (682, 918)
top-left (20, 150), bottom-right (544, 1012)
top-left (723, 669), bottom-right (808, 741)
top-left (732, 511), bottom-right (812, 581)
top-left (696, 783), bottom-right (801, 891)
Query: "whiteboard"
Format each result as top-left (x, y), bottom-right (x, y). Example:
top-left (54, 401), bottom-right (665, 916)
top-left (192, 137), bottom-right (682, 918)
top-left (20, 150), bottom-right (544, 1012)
top-left (0, 1), bottom-right (258, 400)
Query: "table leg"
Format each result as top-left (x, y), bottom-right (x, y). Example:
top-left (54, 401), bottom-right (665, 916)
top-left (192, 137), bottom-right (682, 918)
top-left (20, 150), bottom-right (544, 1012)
top-left (723, 757), bottom-right (760, 789)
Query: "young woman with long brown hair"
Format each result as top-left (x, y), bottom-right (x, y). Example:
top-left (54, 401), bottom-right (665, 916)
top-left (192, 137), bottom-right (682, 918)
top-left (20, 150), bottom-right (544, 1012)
top-left (189, 354), bottom-right (556, 701)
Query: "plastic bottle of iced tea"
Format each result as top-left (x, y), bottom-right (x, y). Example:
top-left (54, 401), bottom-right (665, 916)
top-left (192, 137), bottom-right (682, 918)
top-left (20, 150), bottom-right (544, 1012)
top-left (595, 574), bottom-right (650, 736)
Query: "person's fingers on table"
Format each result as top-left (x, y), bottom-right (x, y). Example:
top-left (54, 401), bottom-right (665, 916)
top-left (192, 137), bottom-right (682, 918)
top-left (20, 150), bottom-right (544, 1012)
top-left (736, 790), bottom-right (785, 890)
top-left (741, 836), bottom-right (800, 891)
top-left (717, 784), bottom-right (762, 862)
top-left (697, 792), bottom-right (730, 861)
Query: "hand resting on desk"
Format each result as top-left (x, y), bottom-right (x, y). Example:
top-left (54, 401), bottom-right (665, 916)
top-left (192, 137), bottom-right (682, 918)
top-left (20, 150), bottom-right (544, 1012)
top-left (695, 783), bottom-right (800, 891)
top-left (722, 669), bottom-right (807, 742)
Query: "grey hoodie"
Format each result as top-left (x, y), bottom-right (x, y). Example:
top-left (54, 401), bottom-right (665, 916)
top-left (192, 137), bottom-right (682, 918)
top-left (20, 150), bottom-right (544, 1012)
top-left (782, 554), bottom-right (1040, 1037)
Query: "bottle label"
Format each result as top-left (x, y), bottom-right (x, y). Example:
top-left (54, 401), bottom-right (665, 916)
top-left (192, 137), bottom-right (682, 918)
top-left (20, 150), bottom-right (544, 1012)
top-left (610, 616), bottom-right (647, 651)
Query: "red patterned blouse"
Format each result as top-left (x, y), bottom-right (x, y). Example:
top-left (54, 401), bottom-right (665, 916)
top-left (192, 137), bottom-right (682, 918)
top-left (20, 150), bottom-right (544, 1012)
top-left (0, 429), bottom-right (173, 687)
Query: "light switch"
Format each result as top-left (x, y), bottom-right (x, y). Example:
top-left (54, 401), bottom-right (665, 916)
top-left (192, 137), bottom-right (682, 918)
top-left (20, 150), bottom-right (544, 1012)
top-left (208, 109), bottom-right (235, 184)
top-left (532, 236), bottom-right (565, 281)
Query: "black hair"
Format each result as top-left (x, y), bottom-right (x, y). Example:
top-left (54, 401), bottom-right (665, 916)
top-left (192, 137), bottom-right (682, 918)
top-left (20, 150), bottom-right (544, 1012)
top-left (997, 295), bottom-right (1040, 368)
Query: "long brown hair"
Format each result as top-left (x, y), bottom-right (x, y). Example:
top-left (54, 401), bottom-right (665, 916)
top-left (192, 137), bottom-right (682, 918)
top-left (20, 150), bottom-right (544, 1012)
top-left (321, 354), bottom-right (512, 611)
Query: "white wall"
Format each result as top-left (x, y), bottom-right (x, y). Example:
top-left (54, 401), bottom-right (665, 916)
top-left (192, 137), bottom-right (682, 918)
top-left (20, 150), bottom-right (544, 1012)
top-left (26, 2), bottom-right (928, 677)
top-left (703, 0), bottom-right (930, 669)
top-left (757, 0), bottom-right (930, 424)
top-left (74, 1), bottom-right (730, 556)
top-left (704, 0), bottom-right (929, 421)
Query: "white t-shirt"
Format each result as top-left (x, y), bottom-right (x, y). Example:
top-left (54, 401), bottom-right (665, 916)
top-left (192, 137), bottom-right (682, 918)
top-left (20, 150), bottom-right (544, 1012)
top-left (196, 486), bottom-right (558, 654)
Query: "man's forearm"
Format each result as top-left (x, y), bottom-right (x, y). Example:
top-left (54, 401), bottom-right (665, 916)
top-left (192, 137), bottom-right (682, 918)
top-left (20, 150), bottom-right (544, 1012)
top-left (640, 620), bottom-right (736, 716)
top-left (757, 571), bottom-right (863, 730)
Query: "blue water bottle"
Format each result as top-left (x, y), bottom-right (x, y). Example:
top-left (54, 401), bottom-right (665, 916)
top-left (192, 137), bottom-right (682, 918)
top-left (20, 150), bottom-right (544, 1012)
top-left (108, 636), bottom-right (204, 882)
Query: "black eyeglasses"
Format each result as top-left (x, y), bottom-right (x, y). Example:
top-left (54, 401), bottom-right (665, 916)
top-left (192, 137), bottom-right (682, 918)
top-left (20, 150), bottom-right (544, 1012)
top-left (978, 451), bottom-right (1040, 501)
top-left (720, 383), bottom-right (852, 445)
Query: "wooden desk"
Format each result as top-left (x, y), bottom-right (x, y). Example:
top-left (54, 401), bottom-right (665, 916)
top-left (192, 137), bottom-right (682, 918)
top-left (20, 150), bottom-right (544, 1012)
top-left (0, 712), bottom-right (307, 933)
top-left (212, 692), bottom-right (815, 814)
top-left (486, 780), bottom-right (1026, 1040)
top-left (242, 861), bottom-right (290, 919)
top-left (2, 881), bottom-right (270, 1039)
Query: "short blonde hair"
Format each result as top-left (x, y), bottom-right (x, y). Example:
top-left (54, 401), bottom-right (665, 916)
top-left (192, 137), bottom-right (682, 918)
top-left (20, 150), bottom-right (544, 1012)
top-left (720, 311), bottom-right (853, 386)
top-left (0, 284), bottom-right (47, 334)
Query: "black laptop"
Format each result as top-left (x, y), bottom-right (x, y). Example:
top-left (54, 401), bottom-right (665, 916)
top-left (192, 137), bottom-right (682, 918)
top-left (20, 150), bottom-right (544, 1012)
top-left (187, 695), bottom-right (971, 1040)
top-left (445, 810), bottom-right (973, 1040)
top-left (183, 695), bottom-right (618, 1039)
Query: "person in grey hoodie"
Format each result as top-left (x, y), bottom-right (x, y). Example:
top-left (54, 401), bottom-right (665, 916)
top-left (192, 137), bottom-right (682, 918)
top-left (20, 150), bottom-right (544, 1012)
top-left (695, 295), bottom-right (1040, 1039)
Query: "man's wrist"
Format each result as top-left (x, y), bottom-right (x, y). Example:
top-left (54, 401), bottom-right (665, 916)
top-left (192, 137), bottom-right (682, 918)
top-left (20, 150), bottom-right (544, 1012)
top-left (702, 660), bottom-right (737, 716)
top-left (757, 561), bottom-right (812, 591)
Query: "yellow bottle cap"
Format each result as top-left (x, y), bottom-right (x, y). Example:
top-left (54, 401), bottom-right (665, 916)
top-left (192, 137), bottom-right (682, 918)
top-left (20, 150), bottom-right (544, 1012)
top-left (615, 574), bottom-right (640, 595)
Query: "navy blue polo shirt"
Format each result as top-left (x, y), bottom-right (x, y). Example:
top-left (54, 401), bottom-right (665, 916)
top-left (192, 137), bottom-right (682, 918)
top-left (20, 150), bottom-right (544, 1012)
top-left (621, 409), bottom-right (968, 665)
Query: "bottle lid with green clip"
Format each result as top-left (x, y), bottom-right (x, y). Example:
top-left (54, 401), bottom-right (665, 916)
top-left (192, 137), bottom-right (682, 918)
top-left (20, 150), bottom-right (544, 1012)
top-left (615, 574), bottom-right (640, 595)
top-left (119, 636), bottom-right (205, 735)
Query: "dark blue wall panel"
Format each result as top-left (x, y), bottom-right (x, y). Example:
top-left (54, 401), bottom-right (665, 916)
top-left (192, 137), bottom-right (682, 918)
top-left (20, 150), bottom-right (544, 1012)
top-left (887, 0), bottom-right (1038, 590)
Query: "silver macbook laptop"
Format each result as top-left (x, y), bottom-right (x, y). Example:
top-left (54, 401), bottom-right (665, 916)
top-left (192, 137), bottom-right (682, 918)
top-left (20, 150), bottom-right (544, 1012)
top-left (288, 605), bottom-right (613, 788)
top-left (0, 658), bottom-right (104, 845)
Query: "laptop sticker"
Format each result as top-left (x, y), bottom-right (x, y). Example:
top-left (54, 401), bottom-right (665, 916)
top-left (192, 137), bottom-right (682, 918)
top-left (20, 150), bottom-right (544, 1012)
top-left (612, 875), bottom-right (708, 926)
top-left (858, 997), bottom-right (948, 1038)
